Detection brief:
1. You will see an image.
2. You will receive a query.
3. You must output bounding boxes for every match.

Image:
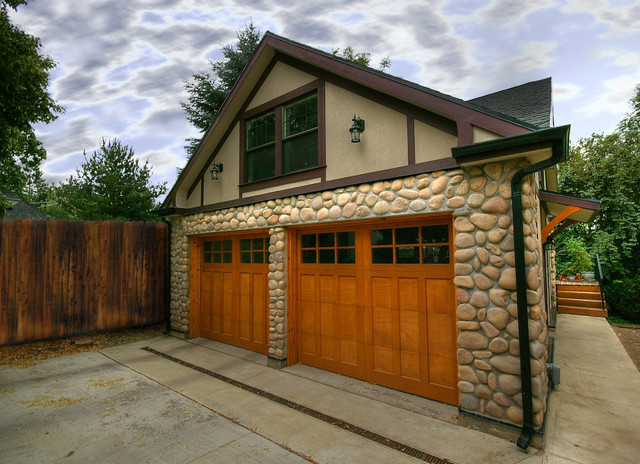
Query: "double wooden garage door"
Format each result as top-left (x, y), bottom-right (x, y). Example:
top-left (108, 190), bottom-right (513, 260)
top-left (193, 216), bottom-right (457, 405)
top-left (291, 216), bottom-right (458, 405)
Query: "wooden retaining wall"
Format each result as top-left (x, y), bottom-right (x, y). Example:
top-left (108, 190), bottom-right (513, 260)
top-left (0, 220), bottom-right (167, 345)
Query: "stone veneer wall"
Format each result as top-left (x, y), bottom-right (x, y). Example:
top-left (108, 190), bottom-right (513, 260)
top-left (168, 159), bottom-right (549, 428)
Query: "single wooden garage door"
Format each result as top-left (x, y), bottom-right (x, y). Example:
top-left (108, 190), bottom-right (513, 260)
top-left (292, 217), bottom-right (458, 405)
top-left (193, 233), bottom-right (270, 354)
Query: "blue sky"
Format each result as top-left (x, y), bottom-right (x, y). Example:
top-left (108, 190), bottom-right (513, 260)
top-left (10, 0), bottom-right (640, 192)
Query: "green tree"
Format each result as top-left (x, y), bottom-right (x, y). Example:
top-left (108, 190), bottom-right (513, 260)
top-left (50, 138), bottom-right (167, 221)
top-left (181, 22), bottom-right (261, 155)
top-left (557, 84), bottom-right (640, 279)
top-left (557, 84), bottom-right (640, 321)
top-left (331, 46), bottom-right (391, 71)
top-left (0, 0), bottom-right (63, 210)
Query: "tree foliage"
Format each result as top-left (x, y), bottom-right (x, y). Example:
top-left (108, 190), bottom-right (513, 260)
top-left (557, 84), bottom-right (640, 279)
top-left (557, 84), bottom-right (640, 321)
top-left (0, 0), bottom-right (63, 209)
top-left (331, 46), bottom-right (391, 72)
top-left (50, 139), bottom-right (167, 221)
top-left (181, 22), bottom-right (261, 155)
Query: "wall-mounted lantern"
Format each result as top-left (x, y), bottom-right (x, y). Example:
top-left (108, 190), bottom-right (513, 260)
top-left (210, 162), bottom-right (224, 180)
top-left (349, 115), bottom-right (365, 143)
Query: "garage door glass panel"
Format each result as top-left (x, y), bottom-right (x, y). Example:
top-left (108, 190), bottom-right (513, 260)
top-left (240, 238), bottom-right (268, 264)
top-left (204, 239), bottom-right (232, 264)
top-left (300, 231), bottom-right (355, 264)
top-left (395, 227), bottom-right (419, 244)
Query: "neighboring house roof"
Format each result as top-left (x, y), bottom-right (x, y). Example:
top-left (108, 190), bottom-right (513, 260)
top-left (468, 78), bottom-right (552, 129)
top-left (2, 192), bottom-right (48, 220)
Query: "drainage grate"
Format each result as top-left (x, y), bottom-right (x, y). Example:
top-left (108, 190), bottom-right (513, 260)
top-left (143, 347), bottom-right (455, 464)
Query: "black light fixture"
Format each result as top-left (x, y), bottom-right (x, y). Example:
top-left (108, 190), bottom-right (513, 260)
top-left (349, 115), bottom-right (365, 143)
top-left (210, 162), bottom-right (223, 180)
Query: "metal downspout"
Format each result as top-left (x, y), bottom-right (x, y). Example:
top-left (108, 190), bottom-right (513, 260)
top-left (511, 145), bottom-right (566, 450)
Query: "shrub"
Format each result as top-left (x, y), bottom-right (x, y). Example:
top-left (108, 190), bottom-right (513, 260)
top-left (556, 237), bottom-right (594, 277)
top-left (605, 278), bottom-right (640, 323)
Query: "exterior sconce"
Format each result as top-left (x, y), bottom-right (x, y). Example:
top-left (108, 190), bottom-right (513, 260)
top-left (349, 115), bottom-right (365, 143)
top-left (210, 162), bottom-right (223, 180)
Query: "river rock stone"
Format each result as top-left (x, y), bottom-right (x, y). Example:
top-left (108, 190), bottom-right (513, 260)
top-left (458, 331), bottom-right (489, 350)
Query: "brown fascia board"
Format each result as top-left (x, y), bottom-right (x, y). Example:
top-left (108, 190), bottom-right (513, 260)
top-left (165, 31), bottom-right (539, 207)
top-left (264, 32), bottom-right (538, 134)
top-left (538, 190), bottom-right (601, 212)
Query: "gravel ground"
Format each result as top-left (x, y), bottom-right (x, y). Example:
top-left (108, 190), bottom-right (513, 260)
top-left (0, 324), bottom-right (165, 368)
top-left (612, 324), bottom-right (640, 371)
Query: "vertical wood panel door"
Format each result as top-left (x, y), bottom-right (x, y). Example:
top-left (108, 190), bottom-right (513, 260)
top-left (294, 217), bottom-right (458, 405)
top-left (197, 233), bottom-right (269, 355)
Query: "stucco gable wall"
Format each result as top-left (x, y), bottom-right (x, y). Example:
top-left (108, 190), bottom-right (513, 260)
top-left (246, 61), bottom-right (317, 111)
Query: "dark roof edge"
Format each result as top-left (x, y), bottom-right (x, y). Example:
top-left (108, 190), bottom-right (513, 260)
top-left (264, 32), bottom-right (541, 131)
top-left (452, 125), bottom-right (570, 163)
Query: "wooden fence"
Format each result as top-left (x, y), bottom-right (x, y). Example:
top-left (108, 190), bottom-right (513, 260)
top-left (0, 220), bottom-right (167, 345)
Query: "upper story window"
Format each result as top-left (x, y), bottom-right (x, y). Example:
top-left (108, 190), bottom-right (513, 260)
top-left (245, 91), bottom-right (318, 183)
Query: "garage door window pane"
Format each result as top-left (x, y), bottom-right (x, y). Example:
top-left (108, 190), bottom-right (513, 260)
top-left (371, 229), bottom-right (392, 246)
top-left (372, 247), bottom-right (393, 264)
top-left (337, 231), bottom-right (355, 247)
top-left (301, 234), bottom-right (316, 248)
top-left (395, 227), bottom-right (419, 245)
top-left (253, 251), bottom-right (264, 263)
top-left (241, 252), bottom-right (251, 263)
top-left (222, 240), bottom-right (232, 251)
top-left (318, 232), bottom-right (335, 248)
top-left (421, 225), bottom-right (449, 243)
top-left (302, 249), bottom-right (316, 263)
top-left (212, 241), bottom-right (222, 251)
top-left (423, 246), bottom-right (449, 264)
top-left (213, 253), bottom-right (222, 264)
top-left (396, 246), bottom-right (420, 264)
top-left (337, 248), bottom-right (355, 264)
top-left (319, 249), bottom-right (335, 263)
top-left (223, 252), bottom-right (232, 263)
top-left (240, 239), bottom-right (251, 250)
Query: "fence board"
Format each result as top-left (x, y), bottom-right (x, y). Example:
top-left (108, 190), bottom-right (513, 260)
top-left (0, 219), bottom-right (167, 345)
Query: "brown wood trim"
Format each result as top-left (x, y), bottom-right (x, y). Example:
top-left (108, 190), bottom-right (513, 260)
top-left (286, 229), bottom-right (298, 365)
top-left (182, 158), bottom-right (459, 216)
top-left (407, 116), bottom-right (415, 165)
top-left (277, 54), bottom-right (459, 137)
top-left (539, 190), bottom-right (601, 211)
top-left (317, 85), bottom-right (326, 171)
top-left (243, 79), bottom-right (324, 118)
top-left (239, 165), bottom-right (326, 195)
top-left (456, 119), bottom-right (473, 146)
top-left (200, 173), bottom-right (204, 206)
top-left (269, 35), bottom-right (531, 136)
top-left (189, 237), bottom-right (201, 338)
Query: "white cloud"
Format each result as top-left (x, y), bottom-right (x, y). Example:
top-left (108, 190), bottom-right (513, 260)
top-left (478, 0), bottom-right (553, 24)
top-left (579, 76), bottom-right (637, 117)
top-left (553, 83), bottom-right (581, 102)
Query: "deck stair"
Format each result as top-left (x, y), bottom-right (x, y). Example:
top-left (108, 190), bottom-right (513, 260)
top-left (557, 282), bottom-right (608, 317)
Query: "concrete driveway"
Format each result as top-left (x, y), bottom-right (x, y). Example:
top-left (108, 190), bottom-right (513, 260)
top-left (0, 349), bottom-right (308, 463)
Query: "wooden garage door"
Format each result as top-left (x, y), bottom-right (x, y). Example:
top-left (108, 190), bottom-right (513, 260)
top-left (293, 217), bottom-right (458, 405)
top-left (194, 233), bottom-right (269, 354)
